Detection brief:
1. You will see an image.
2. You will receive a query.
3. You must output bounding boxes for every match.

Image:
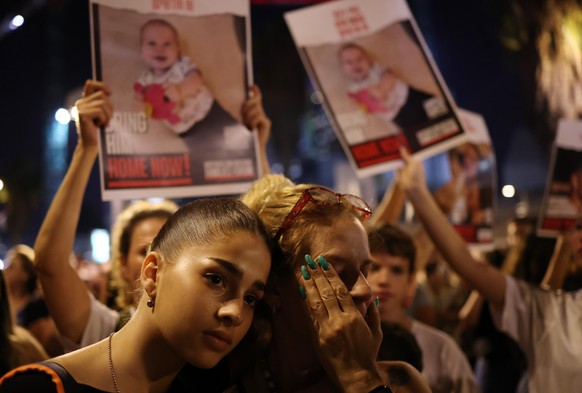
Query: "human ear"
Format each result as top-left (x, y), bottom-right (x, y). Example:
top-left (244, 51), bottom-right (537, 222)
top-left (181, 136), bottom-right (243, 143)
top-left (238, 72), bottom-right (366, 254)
top-left (140, 251), bottom-right (160, 299)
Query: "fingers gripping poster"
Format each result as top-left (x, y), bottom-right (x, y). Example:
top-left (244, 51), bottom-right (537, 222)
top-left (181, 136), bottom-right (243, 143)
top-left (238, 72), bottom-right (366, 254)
top-left (90, 0), bottom-right (259, 200)
top-left (285, 0), bottom-right (468, 177)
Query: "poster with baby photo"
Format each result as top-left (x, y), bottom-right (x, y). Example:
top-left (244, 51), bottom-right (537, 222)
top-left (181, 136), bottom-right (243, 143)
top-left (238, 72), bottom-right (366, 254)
top-left (436, 109), bottom-right (496, 247)
top-left (90, 0), bottom-right (259, 200)
top-left (285, 0), bottom-right (468, 177)
top-left (538, 119), bottom-right (582, 237)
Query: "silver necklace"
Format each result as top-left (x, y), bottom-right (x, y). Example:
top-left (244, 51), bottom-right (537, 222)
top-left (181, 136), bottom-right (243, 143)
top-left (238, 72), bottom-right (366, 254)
top-left (108, 333), bottom-right (121, 393)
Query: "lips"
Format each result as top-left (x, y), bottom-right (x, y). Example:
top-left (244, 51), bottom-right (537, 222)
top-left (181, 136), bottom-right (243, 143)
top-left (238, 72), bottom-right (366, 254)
top-left (203, 330), bottom-right (232, 352)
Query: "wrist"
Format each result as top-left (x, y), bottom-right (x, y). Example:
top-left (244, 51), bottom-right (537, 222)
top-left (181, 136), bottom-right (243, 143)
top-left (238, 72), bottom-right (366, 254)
top-left (405, 182), bottom-right (430, 203)
top-left (75, 143), bottom-right (99, 158)
top-left (77, 138), bottom-right (98, 150)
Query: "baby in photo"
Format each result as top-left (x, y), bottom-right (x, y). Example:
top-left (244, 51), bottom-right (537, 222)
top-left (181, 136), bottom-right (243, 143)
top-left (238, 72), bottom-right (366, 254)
top-left (134, 19), bottom-right (214, 134)
top-left (338, 42), bottom-right (436, 138)
top-left (339, 42), bottom-right (409, 123)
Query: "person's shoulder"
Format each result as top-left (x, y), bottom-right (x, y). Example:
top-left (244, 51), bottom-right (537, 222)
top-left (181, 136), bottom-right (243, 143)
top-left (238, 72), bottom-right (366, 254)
top-left (535, 280), bottom-right (582, 305)
top-left (11, 325), bottom-right (42, 346)
top-left (10, 326), bottom-right (48, 364)
top-left (1, 361), bottom-right (108, 393)
top-left (411, 319), bottom-right (447, 339)
top-left (411, 320), bottom-right (460, 351)
top-left (0, 362), bottom-right (68, 393)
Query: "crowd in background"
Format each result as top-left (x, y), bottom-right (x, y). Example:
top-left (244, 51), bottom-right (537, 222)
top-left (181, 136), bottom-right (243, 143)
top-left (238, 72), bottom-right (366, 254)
top-left (0, 79), bottom-right (580, 393)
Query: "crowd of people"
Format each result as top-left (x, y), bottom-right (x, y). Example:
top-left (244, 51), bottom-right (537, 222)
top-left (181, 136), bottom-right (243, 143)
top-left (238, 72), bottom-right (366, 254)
top-left (0, 76), bottom-right (581, 393)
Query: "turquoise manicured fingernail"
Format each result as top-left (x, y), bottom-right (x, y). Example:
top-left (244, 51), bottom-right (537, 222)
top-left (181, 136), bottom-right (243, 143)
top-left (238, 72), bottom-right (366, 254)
top-left (375, 296), bottom-right (380, 308)
top-left (299, 286), bottom-right (306, 300)
top-left (301, 265), bottom-right (311, 280)
top-left (305, 254), bottom-right (317, 270)
top-left (317, 256), bottom-right (330, 270)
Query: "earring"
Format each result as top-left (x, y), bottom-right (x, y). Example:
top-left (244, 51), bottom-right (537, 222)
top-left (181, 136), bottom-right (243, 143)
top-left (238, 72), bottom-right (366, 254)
top-left (147, 298), bottom-right (155, 308)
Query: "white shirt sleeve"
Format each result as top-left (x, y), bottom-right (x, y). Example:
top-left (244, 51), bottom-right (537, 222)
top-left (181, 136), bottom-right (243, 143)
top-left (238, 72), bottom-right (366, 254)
top-left (488, 275), bottom-right (582, 393)
top-left (488, 275), bottom-right (531, 350)
top-left (60, 294), bottom-right (119, 353)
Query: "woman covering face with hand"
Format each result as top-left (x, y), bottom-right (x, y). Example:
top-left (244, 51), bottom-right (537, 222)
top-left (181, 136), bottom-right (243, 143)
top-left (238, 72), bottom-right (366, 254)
top-left (0, 198), bottom-right (273, 392)
top-left (236, 175), bottom-right (430, 393)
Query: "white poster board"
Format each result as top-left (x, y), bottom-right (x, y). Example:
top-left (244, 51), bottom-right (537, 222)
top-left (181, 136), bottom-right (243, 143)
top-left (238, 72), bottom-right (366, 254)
top-left (285, 0), bottom-right (467, 177)
top-left (90, 0), bottom-right (259, 200)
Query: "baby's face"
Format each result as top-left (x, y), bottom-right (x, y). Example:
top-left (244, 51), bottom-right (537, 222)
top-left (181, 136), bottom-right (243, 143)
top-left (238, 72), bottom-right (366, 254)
top-left (141, 24), bottom-right (180, 75)
top-left (340, 47), bottom-right (372, 81)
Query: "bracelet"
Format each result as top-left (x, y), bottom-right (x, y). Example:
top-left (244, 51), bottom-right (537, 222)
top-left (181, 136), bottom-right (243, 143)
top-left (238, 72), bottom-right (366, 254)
top-left (369, 386), bottom-right (392, 393)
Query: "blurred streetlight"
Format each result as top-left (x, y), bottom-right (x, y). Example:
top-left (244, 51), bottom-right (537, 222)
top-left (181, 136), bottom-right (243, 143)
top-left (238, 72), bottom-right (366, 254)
top-left (502, 184), bottom-right (516, 198)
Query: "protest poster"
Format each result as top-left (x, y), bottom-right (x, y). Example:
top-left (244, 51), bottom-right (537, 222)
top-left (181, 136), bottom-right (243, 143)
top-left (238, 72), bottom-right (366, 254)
top-left (538, 119), bottom-right (582, 236)
top-left (284, 0), bottom-right (467, 178)
top-left (433, 109), bottom-right (496, 247)
top-left (90, 0), bottom-right (259, 200)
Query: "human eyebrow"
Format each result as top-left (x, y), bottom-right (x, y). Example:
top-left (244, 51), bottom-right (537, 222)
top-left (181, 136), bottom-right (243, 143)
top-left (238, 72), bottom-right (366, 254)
top-left (208, 258), bottom-right (266, 292)
top-left (251, 281), bottom-right (266, 293)
top-left (323, 254), bottom-right (373, 274)
top-left (209, 258), bottom-right (242, 278)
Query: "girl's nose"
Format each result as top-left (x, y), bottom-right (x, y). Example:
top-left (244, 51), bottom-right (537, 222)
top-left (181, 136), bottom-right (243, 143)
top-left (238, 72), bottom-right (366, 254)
top-left (217, 300), bottom-right (244, 327)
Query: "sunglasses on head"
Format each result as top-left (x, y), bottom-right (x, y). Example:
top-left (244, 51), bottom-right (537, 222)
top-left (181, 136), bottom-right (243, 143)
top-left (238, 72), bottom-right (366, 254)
top-left (274, 187), bottom-right (372, 242)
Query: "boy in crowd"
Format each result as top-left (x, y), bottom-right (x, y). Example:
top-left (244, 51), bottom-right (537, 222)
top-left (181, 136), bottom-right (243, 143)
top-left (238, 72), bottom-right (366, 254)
top-left (367, 223), bottom-right (481, 393)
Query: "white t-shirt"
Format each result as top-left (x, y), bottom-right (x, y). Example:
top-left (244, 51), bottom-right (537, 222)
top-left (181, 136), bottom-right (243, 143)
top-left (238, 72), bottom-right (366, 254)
top-left (411, 320), bottom-right (481, 393)
top-left (60, 294), bottom-right (120, 353)
top-left (490, 275), bottom-right (582, 393)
